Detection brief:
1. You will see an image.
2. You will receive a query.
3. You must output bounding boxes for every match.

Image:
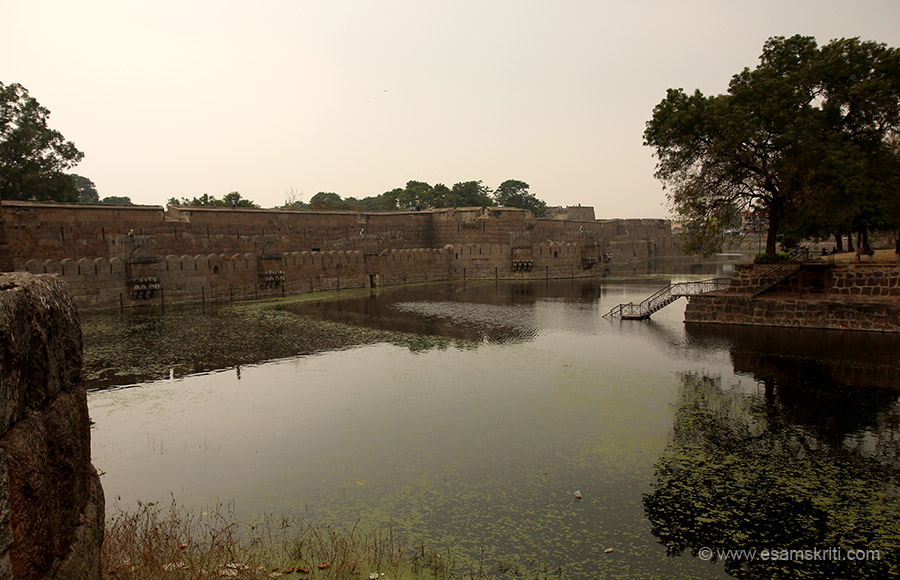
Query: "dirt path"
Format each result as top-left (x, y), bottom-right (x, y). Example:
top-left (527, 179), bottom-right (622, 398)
top-left (826, 248), bottom-right (899, 264)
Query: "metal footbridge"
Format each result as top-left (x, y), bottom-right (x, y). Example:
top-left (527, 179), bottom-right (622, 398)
top-left (603, 278), bottom-right (732, 320)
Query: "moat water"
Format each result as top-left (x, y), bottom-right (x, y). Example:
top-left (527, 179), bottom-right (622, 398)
top-left (85, 263), bottom-right (900, 579)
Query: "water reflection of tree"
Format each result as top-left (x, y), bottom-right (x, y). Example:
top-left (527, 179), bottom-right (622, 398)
top-left (644, 373), bottom-right (900, 579)
top-left (683, 323), bottom-right (900, 470)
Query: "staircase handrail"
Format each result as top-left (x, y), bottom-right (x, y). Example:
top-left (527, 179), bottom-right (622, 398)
top-left (749, 252), bottom-right (806, 297)
top-left (604, 277), bottom-right (732, 319)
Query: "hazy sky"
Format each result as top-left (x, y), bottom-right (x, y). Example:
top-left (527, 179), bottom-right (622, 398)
top-left (5, 0), bottom-right (900, 217)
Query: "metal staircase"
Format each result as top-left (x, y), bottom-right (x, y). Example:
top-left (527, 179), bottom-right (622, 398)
top-left (604, 278), bottom-right (733, 320)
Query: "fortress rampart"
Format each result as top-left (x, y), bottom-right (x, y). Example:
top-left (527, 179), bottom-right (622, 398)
top-left (1, 201), bottom-right (674, 310)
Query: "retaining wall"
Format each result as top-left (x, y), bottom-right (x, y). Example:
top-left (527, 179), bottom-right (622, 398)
top-left (727, 263), bottom-right (900, 296)
top-left (686, 263), bottom-right (900, 332)
top-left (685, 293), bottom-right (900, 332)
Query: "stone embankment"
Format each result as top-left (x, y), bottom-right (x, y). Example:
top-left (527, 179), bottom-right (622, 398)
top-left (685, 263), bottom-right (900, 332)
top-left (0, 273), bottom-right (104, 579)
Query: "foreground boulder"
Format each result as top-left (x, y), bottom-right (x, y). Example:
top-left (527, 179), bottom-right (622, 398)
top-left (0, 273), bottom-right (103, 579)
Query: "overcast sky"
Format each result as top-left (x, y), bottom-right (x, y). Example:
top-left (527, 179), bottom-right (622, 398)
top-left (5, 0), bottom-right (900, 217)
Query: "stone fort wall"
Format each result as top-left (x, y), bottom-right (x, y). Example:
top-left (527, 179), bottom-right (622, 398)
top-left (0, 200), bottom-right (12, 272)
top-left (2, 201), bottom-right (674, 310)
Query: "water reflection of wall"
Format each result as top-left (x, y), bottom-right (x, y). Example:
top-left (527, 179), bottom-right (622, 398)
top-left (289, 281), bottom-right (603, 345)
top-left (684, 324), bottom-right (900, 391)
top-left (82, 280), bottom-right (610, 387)
top-left (606, 255), bottom-right (736, 278)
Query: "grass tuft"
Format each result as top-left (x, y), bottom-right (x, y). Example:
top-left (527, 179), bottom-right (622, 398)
top-left (102, 499), bottom-right (489, 580)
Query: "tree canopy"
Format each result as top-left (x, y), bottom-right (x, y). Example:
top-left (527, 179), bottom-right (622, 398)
top-left (308, 191), bottom-right (345, 210)
top-left (495, 179), bottom-right (547, 216)
top-left (168, 192), bottom-right (259, 208)
top-left (99, 195), bottom-right (133, 206)
top-left (69, 173), bottom-right (134, 205)
top-left (172, 180), bottom-right (547, 213)
top-left (645, 36), bottom-right (900, 257)
top-left (281, 179), bottom-right (547, 214)
top-left (72, 174), bottom-right (99, 203)
top-left (1, 82), bottom-right (84, 202)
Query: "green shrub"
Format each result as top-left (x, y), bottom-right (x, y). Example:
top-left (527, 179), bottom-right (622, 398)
top-left (753, 251), bottom-right (791, 264)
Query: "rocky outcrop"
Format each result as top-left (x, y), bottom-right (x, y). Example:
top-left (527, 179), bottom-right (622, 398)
top-left (0, 273), bottom-right (103, 579)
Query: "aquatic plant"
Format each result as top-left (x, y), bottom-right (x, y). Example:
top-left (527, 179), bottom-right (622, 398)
top-left (644, 373), bottom-right (900, 579)
top-left (102, 499), bottom-right (487, 580)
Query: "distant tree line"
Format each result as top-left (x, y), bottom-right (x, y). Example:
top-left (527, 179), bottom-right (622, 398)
top-left (167, 192), bottom-right (259, 208)
top-left (277, 179), bottom-right (548, 216)
top-left (3, 82), bottom-right (549, 215)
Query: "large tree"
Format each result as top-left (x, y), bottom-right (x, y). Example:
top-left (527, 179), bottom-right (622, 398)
top-left (448, 180), bottom-right (493, 207)
top-left (0, 82), bottom-right (83, 202)
top-left (645, 36), bottom-right (900, 257)
top-left (72, 174), bottom-right (99, 203)
top-left (308, 191), bottom-right (346, 210)
top-left (397, 180), bottom-right (438, 209)
top-left (493, 179), bottom-right (547, 216)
